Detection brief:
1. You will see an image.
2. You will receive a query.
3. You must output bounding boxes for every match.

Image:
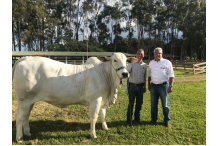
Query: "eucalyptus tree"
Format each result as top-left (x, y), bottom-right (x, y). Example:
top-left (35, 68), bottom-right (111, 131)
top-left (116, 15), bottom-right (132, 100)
top-left (142, 0), bottom-right (155, 60)
top-left (88, 0), bottom-right (107, 43)
top-left (163, 0), bottom-right (180, 60)
top-left (179, 0), bottom-right (203, 60)
top-left (131, 0), bottom-right (154, 51)
top-left (96, 13), bottom-right (110, 44)
top-left (121, 0), bottom-right (136, 53)
top-left (175, 0), bottom-right (189, 60)
top-left (44, 0), bottom-right (65, 51)
top-left (154, 0), bottom-right (167, 41)
top-left (197, 0), bottom-right (206, 60)
top-left (100, 1), bottom-right (123, 51)
top-left (12, 0), bottom-right (28, 51)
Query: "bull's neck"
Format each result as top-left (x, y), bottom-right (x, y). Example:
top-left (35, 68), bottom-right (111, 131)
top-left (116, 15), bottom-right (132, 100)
top-left (102, 62), bottom-right (120, 87)
top-left (109, 62), bottom-right (120, 86)
top-left (97, 61), bottom-right (121, 108)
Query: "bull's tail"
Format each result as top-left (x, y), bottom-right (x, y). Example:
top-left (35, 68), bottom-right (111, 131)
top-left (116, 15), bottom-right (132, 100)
top-left (12, 57), bottom-right (27, 81)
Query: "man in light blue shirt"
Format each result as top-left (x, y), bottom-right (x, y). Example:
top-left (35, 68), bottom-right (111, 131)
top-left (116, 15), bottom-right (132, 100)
top-left (126, 49), bottom-right (147, 126)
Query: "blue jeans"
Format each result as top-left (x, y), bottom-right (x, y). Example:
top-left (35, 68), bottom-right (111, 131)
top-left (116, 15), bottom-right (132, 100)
top-left (127, 85), bottom-right (143, 122)
top-left (150, 83), bottom-right (170, 123)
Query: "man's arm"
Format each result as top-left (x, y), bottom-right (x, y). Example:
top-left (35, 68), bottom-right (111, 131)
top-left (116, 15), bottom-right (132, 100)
top-left (143, 65), bottom-right (147, 93)
top-left (167, 77), bottom-right (174, 93)
top-left (148, 77), bottom-right (151, 91)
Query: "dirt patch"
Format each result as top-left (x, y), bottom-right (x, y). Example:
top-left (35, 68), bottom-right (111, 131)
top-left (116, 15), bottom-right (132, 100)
top-left (175, 78), bottom-right (206, 82)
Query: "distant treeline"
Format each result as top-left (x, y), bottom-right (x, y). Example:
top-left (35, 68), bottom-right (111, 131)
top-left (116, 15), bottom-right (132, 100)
top-left (12, 0), bottom-right (206, 60)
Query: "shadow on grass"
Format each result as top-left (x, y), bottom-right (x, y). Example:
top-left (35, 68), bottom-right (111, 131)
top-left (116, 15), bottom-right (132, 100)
top-left (12, 120), bottom-right (166, 143)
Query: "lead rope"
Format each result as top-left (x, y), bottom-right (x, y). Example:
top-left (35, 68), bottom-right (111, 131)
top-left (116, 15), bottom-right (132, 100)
top-left (120, 78), bottom-right (128, 86)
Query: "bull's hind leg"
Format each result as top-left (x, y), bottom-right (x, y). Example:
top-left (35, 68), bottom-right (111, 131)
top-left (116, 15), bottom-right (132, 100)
top-left (89, 97), bottom-right (102, 138)
top-left (99, 108), bottom-right (108, 130)
top-left (16, 101), bottom-right (34, 142)
top-left (23, 103), bottom-right (34, 136)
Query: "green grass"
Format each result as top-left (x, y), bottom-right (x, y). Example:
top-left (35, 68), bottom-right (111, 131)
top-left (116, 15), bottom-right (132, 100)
top-left (173, 69), bottom-right (206, 81)
top-left (174, 69), bottom-right (194, 77)
top-left (12, 71), bottom-right (206, 145)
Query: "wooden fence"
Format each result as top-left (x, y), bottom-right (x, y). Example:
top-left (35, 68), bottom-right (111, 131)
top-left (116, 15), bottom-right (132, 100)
top-left (143, 60), bottom-right (206, 70)
top-left (12, 51), bottom-right (206, 70)
top-left (193, 62), bottom-right (206, 75)
top-left (12, 51), bottom-right (135, 67)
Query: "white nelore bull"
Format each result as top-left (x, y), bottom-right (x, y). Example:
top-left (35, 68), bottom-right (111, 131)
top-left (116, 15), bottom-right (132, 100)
top-left (12, 53), bottom-right (134, 142)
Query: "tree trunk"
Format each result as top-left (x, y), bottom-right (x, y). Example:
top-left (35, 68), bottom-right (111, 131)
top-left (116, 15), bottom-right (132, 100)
top-left (137, 21), bottom-right (140, 49)
top-left (75, 0), bottom-right (79, 41)
top-left (148, 30), bottom-right (151, 61)
top-left (17, 21), bottom-right (21, 51)
top-left (114, 35), bottom-right (116, 52)
top-left (12, 22), bottom-right (16, 51)
top-left (127, 21), bottom-right (131, 53)
top-left (41, 17), bottom-right (44, 51)
top-left (180, 42), bottom-right (184, 60)
top-left (170, 27), bottom-right (174, 60)
top-left (190, 39), bottom-right (193, 61)
top-left (76, 29), bottom-right (79, 41)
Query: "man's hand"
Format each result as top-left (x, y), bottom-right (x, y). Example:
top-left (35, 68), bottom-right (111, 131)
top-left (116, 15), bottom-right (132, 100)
top-left (148, 85), bottom-right (151, 92)
top-left (167, 87), bottom-right (172, 93)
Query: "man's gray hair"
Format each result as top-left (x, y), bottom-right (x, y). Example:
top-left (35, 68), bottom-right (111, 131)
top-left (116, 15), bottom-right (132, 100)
top-left (154, 47), bottom-right (163, 53)
top-left (137, 49), bottom-right (144, 53)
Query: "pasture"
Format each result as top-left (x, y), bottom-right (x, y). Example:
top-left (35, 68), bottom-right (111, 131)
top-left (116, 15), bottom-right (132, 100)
top-left (12, 70), bottom-right (206, 145)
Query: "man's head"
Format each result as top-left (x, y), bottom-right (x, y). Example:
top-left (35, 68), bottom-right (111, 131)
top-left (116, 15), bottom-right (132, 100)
top-left (136, 49), bottom-right (144, 62)
top-left (154, 47), bottom-right (163, 61)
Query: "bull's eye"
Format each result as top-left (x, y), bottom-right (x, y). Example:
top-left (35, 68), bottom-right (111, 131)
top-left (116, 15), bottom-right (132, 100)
top-left (114, 60), bottom-right (117, 62)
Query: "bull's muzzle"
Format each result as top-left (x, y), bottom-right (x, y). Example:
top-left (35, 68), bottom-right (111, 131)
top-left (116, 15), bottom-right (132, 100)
top-left (122, 72), bottom-right (128, 78)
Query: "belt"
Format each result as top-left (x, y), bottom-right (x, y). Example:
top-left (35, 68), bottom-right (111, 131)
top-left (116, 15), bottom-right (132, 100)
top-left (129, 82), bottom-right (144, 86)
top-left (152, 82), bottom-right (167, 85)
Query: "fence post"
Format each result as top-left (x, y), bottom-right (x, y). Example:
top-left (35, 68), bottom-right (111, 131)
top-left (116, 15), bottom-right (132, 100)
top-left (65, 56), bottom-right (67, 64)
top-left (184, 60), bottom-right (186, 70)
top-left (82, 56), bottom-right (84, 64)
top-left (193, 64), bottom-right (195, 75)
top-left (175, 60), bottom-right (177, 69)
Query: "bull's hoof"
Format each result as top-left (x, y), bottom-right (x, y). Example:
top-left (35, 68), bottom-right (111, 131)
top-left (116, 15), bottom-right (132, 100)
top-left (24, 132), bottom-right (31, 136)
top-left (90, 134), bottom-right (97, 139)
top-left (102, 123), bottom-right (108, 130)
top-left (16, 137), bottom-right (23, 143)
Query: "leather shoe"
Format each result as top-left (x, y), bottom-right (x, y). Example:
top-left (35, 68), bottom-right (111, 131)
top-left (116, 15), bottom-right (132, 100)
top-left (127, 121), bottom-right (132, 126)
top-left (134, 121), bottom-right (143, 125)
top-left (165, 123), bottom-right (171, 128)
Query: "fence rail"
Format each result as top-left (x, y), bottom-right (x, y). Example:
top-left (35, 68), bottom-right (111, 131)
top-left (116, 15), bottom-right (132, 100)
top-left (12, 53), bottom-right (206, 70)
top-left (193, 62), bottom-right (206, 75)
top-left (143, 60), bottom-right (206, 70)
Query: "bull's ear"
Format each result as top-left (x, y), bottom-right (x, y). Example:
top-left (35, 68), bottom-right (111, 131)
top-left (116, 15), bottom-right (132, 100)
top-left (97, 56), bottom-right (111, 62)
top-left (127, 57), bottom-right (137, 63)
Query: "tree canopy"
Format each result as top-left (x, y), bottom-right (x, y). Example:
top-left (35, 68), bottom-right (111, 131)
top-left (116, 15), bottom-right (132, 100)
top-left (12, 0), bottom-right (206, 60)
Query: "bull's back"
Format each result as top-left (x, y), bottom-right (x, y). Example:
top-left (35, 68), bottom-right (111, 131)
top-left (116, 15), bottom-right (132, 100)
top-left (13, 57), bottom-right (64, 99)
top-left (13, 57), bottom-right (94, 105)
top-left (14, 57), bottom-right (64, 82)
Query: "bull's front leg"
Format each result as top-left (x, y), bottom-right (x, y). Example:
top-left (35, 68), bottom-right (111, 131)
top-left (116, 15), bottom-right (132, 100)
top-left (89, 97), bottom-right (102, 138)
top-left (100, 108), bottom-right (108, 130)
